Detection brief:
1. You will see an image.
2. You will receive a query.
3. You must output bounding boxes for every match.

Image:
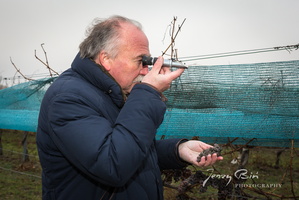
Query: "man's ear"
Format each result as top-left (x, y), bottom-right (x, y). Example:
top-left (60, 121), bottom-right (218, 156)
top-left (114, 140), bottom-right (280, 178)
top-left (95, 51), bottom-right (111, 71)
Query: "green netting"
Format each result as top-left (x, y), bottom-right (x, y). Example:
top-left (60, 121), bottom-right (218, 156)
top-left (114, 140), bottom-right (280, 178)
top-left (158, 60), bottom-right (299, 147)
top-left (0, 77), bottom-right (56, 132)
top-left (0, 60), bottom-right (298, 147)
top-left (165, 60), bottom-right (299, 116)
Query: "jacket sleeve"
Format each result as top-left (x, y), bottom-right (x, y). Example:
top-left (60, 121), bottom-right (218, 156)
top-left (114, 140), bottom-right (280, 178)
top-left (47, 84), bottom-right (166, 187)
top-left (156, 139), bottom-right (189, 170)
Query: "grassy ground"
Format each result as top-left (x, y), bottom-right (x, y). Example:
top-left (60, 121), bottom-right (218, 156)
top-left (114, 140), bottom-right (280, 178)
top-left (0, 130), bottom-right (42, 200)
top-left (0, 129), bottom-right (298, 199)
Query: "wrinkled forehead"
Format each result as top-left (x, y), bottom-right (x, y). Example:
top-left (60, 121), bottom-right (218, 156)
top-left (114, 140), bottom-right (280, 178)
top-left (120, 22), bottom-right (148, 44)
top-left (119, 22), bottom-right (150, 56)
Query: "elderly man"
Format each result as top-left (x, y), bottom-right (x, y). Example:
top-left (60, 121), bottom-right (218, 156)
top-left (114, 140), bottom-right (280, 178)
top-left (37, 15), bottom-right (222, 200)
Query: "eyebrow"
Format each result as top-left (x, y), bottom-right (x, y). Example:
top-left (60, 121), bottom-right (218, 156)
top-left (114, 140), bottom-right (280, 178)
top-left (136, 54), bottom-right (150, 60)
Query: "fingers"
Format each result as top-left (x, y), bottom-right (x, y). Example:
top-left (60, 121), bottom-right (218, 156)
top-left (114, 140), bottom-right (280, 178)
top-left (195, 153), bottom-right (222, 167)
top-left (152, 56), bottom-right (185, 78)
top-left (160, 66), bottom-right (171, 75)
top-left (168, 67), bottom-right (185, 79)
top-left (141, 56), bottom-right (185, 92)
top-left (151, 56), bottom-right (164, 74)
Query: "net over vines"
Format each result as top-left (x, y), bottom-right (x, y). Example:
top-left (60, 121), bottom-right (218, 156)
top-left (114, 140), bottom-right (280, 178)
top-left (157, 60), bottom-right (299, 147)
top-left (0, 77), bottom-right (56, 132)
top-left (0, 60), bottom-right (298, 147)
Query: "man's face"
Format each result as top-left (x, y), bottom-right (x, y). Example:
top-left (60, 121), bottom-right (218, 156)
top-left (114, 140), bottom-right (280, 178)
top-left (104, 23), bottom-right (150, 95)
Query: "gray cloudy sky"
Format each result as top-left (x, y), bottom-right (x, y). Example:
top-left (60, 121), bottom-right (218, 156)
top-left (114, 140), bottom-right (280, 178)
top-left (0, 0), bottom-right (298, 79)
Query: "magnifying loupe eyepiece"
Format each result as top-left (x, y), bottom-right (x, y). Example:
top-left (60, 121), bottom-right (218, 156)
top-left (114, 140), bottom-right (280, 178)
top-left (142, 56), bottom-right (188, 68)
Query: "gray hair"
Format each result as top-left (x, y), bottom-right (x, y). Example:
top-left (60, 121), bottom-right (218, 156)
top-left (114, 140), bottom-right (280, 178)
top-left (79, 15), bottom-right (143, 59)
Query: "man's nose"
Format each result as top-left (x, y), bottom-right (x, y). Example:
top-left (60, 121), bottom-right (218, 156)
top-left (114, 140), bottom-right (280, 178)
top-left (140, 66), bottom-right (149, 75)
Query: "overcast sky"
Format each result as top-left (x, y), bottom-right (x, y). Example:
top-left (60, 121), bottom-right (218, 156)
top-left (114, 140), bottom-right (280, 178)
top-left (0, 0), bottom-right (298, 80)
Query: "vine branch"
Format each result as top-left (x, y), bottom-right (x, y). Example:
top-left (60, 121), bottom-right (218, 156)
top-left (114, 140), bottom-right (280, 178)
top-left (162, 17), bottom-right (186, 59)
top-left (35, 43), bottom-right (59, 77)
top-left (10, 57), bottom-right (34, 81)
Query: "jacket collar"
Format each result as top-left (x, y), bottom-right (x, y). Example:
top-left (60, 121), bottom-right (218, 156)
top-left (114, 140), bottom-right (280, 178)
top-left (71, 53), bottom-right (125, 108)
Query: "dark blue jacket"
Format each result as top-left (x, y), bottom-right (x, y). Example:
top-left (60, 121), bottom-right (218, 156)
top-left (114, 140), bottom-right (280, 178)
top-left (37, 53), bottom-right (187, 200)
